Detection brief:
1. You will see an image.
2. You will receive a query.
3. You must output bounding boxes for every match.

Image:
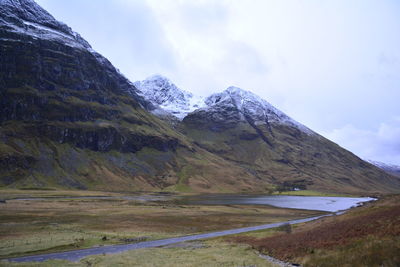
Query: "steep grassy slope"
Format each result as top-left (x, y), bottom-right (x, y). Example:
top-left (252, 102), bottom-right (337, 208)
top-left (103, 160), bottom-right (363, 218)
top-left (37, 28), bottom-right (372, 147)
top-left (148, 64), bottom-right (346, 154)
top-left (181, 109), bottom-right (400, 194)
top-left (0, 3), bottom-right (176, 189)
top-left (0, 61), bottom-right (179, 189)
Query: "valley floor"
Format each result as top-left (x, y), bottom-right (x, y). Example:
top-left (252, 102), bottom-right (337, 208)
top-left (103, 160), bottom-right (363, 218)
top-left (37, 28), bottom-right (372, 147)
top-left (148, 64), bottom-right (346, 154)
top-left (0, 189), bottom-right (321, 266)
top-left (0, 190), bottom-right (398, 266)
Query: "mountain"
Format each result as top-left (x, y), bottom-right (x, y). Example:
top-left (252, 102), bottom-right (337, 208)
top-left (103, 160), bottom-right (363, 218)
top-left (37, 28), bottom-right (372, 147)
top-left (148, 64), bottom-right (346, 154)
top-left (367, 160), bottom-right (400, 178)
top-left (1, 0), bottom-right (399, 194)
top-left (136, 77), bottom-right (400, 194)
top-left (0, 0), bottom-right (179, 190)
top-left (192, 86), bottom-right (314, 135)
top-left (0, 0), bottom-right (289, 193)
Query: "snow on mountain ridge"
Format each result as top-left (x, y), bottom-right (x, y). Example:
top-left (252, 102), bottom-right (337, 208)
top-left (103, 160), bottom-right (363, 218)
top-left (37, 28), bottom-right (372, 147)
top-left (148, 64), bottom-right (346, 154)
top-left (136, 76), bottom-right (315, 135)
top-left (0, 0), bottom-right (91, 49)
top-left (134, 75), bottom-right (206, 120)
top-left (204, 86), bottom-right (315, 135)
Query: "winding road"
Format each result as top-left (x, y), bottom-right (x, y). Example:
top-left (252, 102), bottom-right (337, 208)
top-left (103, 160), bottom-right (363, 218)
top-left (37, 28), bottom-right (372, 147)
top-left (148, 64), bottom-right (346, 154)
top-left (7, 214), bottom-right (330, 263)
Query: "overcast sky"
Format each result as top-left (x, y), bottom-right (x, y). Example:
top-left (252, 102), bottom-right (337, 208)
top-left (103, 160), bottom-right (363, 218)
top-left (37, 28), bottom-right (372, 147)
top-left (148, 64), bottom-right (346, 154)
top-left (36, 0), bottom-right (400, 165)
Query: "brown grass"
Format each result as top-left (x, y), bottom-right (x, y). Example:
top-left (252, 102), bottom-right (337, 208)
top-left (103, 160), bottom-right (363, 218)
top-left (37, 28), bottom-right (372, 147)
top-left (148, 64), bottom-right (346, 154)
top-left (230, 195), bottom-right (400, 266)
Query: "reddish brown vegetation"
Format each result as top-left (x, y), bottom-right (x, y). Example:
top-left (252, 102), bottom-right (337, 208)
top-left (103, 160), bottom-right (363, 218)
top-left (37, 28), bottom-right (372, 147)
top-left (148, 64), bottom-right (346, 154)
top-left (230, 199), bottom-right (400, 261)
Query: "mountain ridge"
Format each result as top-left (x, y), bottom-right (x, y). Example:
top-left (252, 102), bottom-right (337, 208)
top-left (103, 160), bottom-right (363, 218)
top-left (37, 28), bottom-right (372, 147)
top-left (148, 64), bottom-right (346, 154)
top-left (135, 75), bottom-right (314, 135)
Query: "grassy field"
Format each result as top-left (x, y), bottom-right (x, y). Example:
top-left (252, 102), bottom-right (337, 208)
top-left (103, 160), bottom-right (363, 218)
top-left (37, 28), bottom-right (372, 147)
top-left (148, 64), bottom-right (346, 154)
top-left (0, 190), bottom-right (323, 263)
top-left (230, 194), bottom-right (400, 267)
top-left (0, 189), bottom-right (125, 199)
top-left (0, 240), bottom-right (278, 267)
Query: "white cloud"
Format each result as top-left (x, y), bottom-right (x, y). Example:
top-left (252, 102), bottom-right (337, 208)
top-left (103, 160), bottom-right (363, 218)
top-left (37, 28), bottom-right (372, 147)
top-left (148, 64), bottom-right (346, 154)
top-left (324, 118), bottom-right (400, 165)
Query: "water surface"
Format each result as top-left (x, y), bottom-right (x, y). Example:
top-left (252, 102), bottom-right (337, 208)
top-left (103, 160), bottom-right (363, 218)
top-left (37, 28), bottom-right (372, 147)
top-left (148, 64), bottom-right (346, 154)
top-left (180, 195), bottom-right (375, 212)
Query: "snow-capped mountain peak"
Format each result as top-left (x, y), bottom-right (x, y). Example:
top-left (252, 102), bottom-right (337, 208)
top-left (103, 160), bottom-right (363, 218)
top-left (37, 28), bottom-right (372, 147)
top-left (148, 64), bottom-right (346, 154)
top-left (135, 75), bottom-right (314, 135)
top-left (134, 75), bottom-right (205, 120)
top-left (0, 0), bottom-right (91, 49)
top-left (204, 86), bottom-right (315, 134)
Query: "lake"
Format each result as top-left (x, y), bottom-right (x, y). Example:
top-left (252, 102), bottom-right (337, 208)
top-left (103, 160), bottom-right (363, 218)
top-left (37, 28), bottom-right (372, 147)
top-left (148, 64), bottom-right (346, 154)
top-left (179, 194), bottom-right (375, 212)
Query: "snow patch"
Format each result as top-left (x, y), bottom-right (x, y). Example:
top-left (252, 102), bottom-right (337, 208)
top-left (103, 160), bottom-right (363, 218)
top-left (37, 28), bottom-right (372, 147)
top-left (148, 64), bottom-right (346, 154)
top-left (22, 20), bottom-right (75, 41)
top-left (1, 17), bottom-right (89, 50)
top-left (134, 75), bottom-right (206, 120)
